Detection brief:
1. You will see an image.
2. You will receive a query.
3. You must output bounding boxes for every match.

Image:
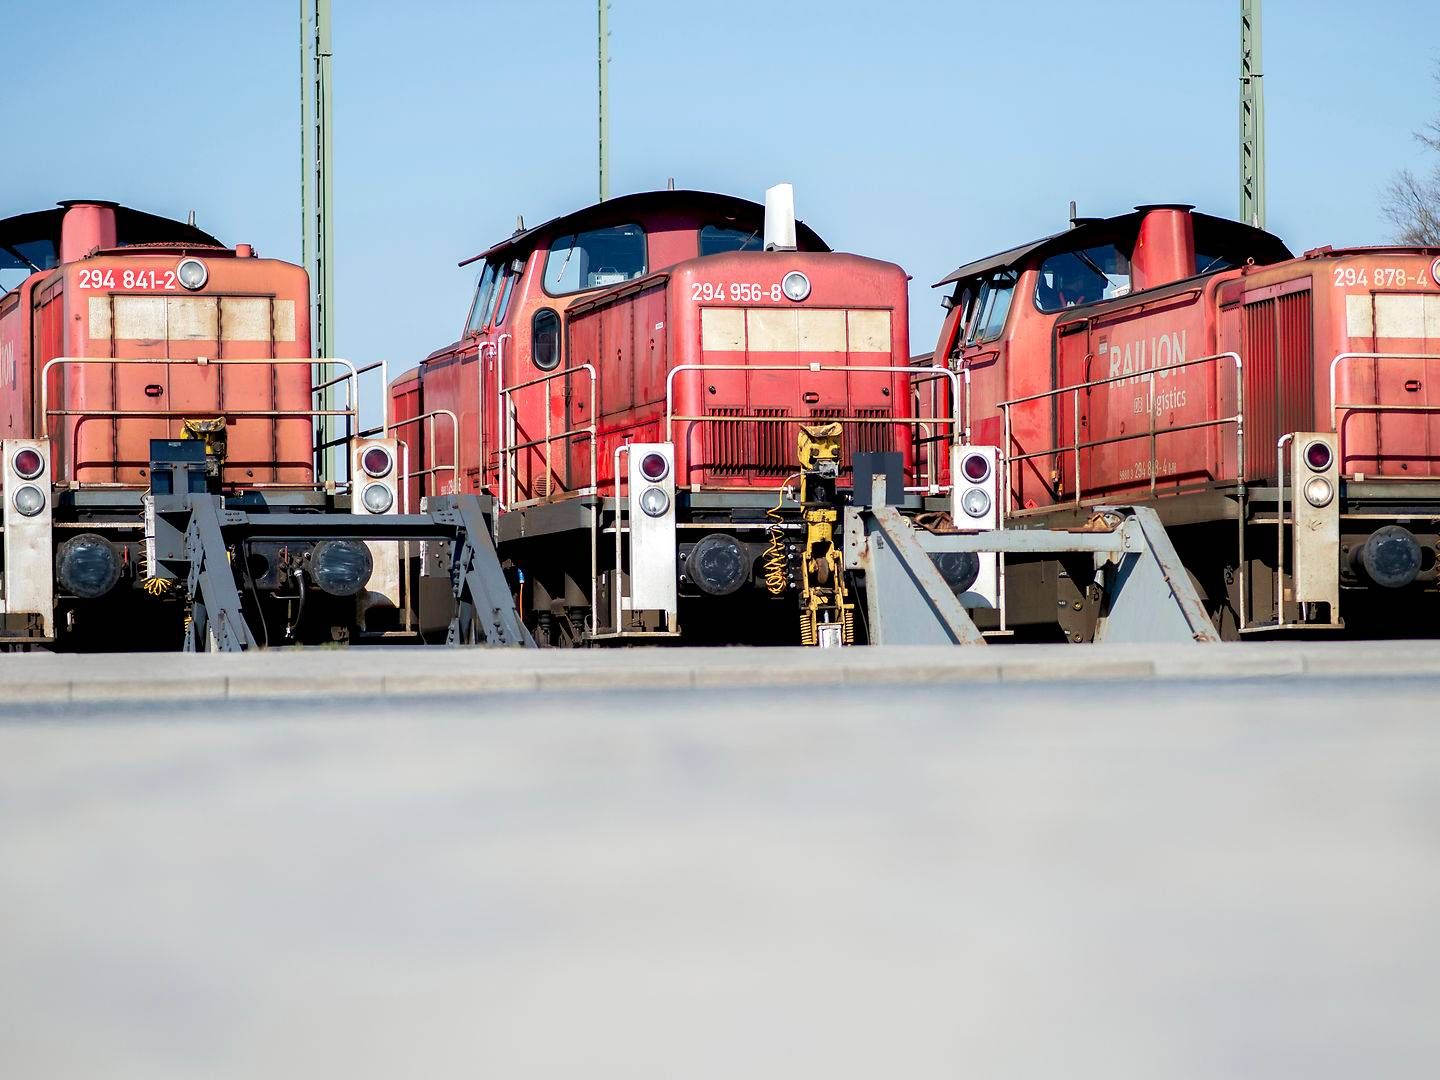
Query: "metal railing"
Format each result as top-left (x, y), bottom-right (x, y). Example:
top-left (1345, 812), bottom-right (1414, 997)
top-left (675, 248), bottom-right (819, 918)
top-left (370, 409), bottom-right (460, 506)
top-left (998, 351), bottom-right (1245, 513)
top-left (664, 362), bottom-right (962, 492)
top-left (998, 351), bottom-right (1248, 629)
top-left (316, 358), bottom-right (390, 458)
top-left (1328, 351), bottom-right (1440, 474)
top-left (40, 355), bottom-right (385, 487)
top-left (496, 361), bottom-right (598, 511)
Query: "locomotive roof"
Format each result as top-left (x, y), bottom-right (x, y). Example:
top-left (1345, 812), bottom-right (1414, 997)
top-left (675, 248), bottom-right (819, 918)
top-left (0, 202), bottom-right (222, 270)
top-left (460, 189), bottom-right (829, 267)
top-left (935, 207), bottom-right (1292, 287)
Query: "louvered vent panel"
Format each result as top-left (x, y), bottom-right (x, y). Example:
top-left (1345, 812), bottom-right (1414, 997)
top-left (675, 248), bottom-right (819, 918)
top-left (703, 407), bottom-right (795, 477)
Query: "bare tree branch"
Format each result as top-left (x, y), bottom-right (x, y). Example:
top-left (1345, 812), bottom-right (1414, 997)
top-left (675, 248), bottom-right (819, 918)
top-left (1383, 169), bottom-right (1440, 246)
top-left (1382, 62), bottom-right (1440, 245)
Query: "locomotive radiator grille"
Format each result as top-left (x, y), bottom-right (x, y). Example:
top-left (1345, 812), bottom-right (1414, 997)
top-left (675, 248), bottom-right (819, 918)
top-left (1242, 288), bottom-right (1313, 479)
top-left (703, 407), bottom-right (794, 476)
top-left (700, 407), bottom-right (893, 478)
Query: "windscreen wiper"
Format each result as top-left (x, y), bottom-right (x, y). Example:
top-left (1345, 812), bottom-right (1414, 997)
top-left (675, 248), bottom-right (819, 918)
top-left (1, 244), bottom-right (42, 274)
top-left (1073, 249), bottom-right (1111, 285)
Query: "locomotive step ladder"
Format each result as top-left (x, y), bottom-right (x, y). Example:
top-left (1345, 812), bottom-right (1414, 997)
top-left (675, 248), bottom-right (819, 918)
top-left (844, 476), bottom-right (1219, 646)
top-left (149, 493), bottom-right (534, 652)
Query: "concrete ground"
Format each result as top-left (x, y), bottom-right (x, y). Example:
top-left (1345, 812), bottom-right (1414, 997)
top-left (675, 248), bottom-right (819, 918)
top-left (1, 642), bottom-right (1438, 1077)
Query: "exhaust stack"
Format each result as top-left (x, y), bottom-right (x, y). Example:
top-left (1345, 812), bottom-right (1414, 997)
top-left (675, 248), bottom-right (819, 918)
top-left (58, 201), bottom-right (118, 264)
top-left (763, 183), bottom-right (798, 252)
top-left (1131, 204), bottom-right (1196, 291)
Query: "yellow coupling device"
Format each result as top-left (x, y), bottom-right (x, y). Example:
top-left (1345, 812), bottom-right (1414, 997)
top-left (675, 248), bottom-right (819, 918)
top-left (796, 422), bottom-right (853, 647)
top-left (181, 417), bottom-right (228, 476)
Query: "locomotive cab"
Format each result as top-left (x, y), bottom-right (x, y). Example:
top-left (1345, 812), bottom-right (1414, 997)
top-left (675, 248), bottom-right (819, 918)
top-left (933, 201), bottom-right (1440, 639)
top-left (0, 201), bottom-right (394, 649)
top-left (393, 187), bottom-right (963, 645)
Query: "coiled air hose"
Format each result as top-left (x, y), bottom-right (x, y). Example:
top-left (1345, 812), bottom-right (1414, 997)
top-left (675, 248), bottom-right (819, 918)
top-left (762, 474), bottom-right (800, 596)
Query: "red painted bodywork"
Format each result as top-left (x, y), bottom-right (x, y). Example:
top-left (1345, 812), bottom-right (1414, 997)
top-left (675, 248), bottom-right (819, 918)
top-left (931, 205), bottom-right (1440, 511)
top-left (391, 191), bottom-right (917, 510)
top-left (0, 203), bottom-right (314, 488)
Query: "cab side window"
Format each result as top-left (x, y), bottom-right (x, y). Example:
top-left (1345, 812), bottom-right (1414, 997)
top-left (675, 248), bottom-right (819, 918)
top-left (965, 271), bottom-right (1018, 346)
top-left (464, 261), bottom-right (500, 335)
top-left (493, 263), bottom-right (519, 324)
top-left (945, 283), bottom-right (977, 358)
top-left (532, 308), bottom-right (561, 371)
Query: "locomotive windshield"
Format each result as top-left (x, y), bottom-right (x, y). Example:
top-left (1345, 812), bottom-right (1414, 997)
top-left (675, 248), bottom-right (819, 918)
top-left (543, 224), bottom-right (646, 295)
top-left (699, 225), bottom-right (763, 255)
top-left (0, 237), bottom-right (58, 293)
top-left (1035, 244), bottom-right (1131, 311)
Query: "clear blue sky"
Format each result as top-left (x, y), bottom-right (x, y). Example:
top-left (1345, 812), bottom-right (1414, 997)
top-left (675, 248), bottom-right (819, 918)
top-left (8, 0), bottom-right (1437, 369)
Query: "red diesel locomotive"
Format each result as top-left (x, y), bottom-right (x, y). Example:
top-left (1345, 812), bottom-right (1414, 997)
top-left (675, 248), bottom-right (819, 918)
top-left (933, 202), bottom-right (1440, 637)
top-left (392, 187), bottom-right (966, 644)
top-left (0, 201), bottom-right (399, 648)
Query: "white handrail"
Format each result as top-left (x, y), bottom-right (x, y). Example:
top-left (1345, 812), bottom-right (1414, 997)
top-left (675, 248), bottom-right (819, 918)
top-left (494, 333), bottom-right (512, 510)
top-left (1327, 351), bottom-right (1440, 472)
top-left (998, 350), bottom-right (1244, 508)
top-left (39, 355), bottom-right (361, 440)
top-left (388, 408), bottom-right (460, 502)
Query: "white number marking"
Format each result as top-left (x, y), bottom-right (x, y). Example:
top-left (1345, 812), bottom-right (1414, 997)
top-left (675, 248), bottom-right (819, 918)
top-left (690, 281), bottom-right (784, 303)
top-left (78, 267), bottom-right (178, 291)
top-left (1333, 265), bottom-right (1426, 289)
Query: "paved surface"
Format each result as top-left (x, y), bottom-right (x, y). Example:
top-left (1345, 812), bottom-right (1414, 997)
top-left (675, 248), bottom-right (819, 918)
top-left (6, 638), bottom-right (1440, 701)
top-left (2, 644), bottom-right (1439, 1076)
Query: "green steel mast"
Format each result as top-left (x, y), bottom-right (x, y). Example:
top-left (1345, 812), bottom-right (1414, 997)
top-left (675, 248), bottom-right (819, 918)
top-left (1239, 0), bottom-right (1265, 228)
top-left (301, 0), bottom-right (336, 477)
top-left (598, 1), bottom-right (610, 202)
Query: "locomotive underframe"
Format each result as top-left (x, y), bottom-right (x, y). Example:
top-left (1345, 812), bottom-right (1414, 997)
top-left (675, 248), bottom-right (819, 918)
top-left (997, 478), bottom-right (1440, 639)
top-left (0, 487), bottom-right (397, 650)
top-left (492, 489), bottom-right (959, 647)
